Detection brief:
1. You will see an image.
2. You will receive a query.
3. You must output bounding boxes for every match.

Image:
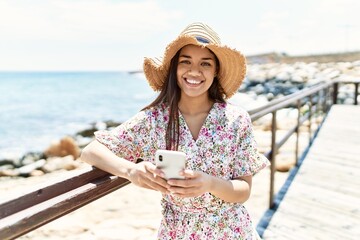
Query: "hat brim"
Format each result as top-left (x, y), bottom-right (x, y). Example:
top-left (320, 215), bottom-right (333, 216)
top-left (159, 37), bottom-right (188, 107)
top-left (143, 35), bottom-right (246, 99)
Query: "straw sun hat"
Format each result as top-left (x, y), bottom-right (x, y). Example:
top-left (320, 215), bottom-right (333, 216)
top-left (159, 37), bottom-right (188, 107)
top-left (143, 22), bottom-right (246, 99)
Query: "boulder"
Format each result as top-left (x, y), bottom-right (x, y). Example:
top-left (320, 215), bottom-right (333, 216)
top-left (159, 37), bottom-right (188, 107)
top-left (44, 136), bottom-right (80, 159)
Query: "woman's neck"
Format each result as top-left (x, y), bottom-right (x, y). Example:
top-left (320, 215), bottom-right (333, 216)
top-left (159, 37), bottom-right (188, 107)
top-left (178, 96), bottom-right (214, 116)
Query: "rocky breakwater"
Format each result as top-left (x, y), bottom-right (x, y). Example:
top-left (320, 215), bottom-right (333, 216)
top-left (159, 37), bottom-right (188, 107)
top-left (236, 60), bottom-right (360, 125)
top-left (232, 60), bottom-right (360, 110)
top-left (0, 120), bottom-right (121, 178)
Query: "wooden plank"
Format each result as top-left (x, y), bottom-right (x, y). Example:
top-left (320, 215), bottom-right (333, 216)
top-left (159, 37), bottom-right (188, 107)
top-left (0, 167), bottom-right (130, 240)
top-left (262, 105), bottom-right (360, 240)
top-left (0, 167), bottom-right (110, 218)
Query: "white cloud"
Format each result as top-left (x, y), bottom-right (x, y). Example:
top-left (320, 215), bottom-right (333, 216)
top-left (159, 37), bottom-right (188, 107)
top-left (0, 0), bottom-right (181, 42)
top-left (241, 0), bottom-right (360, 55)
top-left (0, 0), bottom-right (182, 70)
top-left (0, 0), bottom-right (359, 70)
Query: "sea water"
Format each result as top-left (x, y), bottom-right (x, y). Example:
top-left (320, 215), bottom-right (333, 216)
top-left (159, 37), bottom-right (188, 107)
top-left (0, 72), bottom-right (156, 159)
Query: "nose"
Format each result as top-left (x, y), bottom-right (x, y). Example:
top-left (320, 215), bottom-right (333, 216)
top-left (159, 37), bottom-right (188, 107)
top-left (188, 66), bottom-right (201, 77)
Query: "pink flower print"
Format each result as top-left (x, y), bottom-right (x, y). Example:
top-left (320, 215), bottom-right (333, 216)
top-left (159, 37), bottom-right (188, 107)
top-left (218, 222), bottom-right (225, 229)
top-left (221, 232), bottom-right (229, 240)
top-left (226, 132), bottom-right (234, 140)
top-left (219, 146), bottom-right (225, 154)
top-left (189, 233), bottom-right (200, 240)
top-left (169, 231), bottom-right (176, 239)
top-left (201, 128), bottom-right (211, 137)
top-left (152, 110), bottom-right (159, 118)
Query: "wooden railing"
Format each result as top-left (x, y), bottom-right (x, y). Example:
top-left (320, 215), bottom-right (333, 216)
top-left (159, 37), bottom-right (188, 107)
top-left (0, 79), bottom-right (358, 240)
top-left (0, 167), bottom-right (130, 239)
top-left (249, 81), bottom-right (333, 208)
top-left (249, 79), bottom-right (358, 208)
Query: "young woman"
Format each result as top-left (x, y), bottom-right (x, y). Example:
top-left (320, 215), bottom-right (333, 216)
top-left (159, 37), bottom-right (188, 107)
top-left (81, 22), bottom-right (269, 240)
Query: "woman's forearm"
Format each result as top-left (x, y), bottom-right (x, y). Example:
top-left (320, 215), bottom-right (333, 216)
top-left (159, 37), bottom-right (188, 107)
top-left (80, 140), bottom-right (136, 179)
top-left (209, 175), bottom-right (252, 204)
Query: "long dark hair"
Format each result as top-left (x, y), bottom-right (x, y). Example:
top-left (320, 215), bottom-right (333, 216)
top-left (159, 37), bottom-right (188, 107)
top-left (143, 47), bottom-right (225, 150)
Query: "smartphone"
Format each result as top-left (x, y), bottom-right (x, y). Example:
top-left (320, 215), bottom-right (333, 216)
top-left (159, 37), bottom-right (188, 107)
top-left (155, 150), bottom-right (186, 180)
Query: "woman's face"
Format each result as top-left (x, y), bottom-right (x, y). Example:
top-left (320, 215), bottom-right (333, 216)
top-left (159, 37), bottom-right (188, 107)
top-left (176, 44), bottom-right (217, 100)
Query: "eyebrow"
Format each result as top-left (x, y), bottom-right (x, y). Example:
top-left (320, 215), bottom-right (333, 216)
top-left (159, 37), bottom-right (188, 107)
top-left (179, 54), bottom-right (214, 61)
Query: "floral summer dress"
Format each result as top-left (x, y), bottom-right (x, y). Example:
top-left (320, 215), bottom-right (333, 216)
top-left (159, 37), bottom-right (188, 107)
top-left (95, 102), bottom-right (269, 240)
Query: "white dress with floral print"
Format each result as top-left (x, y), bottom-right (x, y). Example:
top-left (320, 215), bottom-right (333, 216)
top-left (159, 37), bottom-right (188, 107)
top-left (95, 102), bottom-right (269, 240)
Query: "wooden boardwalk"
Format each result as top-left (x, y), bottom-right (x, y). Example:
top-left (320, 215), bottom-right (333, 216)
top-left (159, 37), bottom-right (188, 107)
top-left (261, 105), bottom-right (360, 240)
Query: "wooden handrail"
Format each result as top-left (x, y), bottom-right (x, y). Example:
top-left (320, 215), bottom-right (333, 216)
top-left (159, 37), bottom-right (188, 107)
top-left (0, 79), bottom-right (358, 239)
top-left (249, 82), bottom-right (334, 208)
top-left (249, 81), bottom-right (333, 121)
top-left (248, 79), bottom-right (358, 208)
top-left (0, 167), bottom-right (129, 240)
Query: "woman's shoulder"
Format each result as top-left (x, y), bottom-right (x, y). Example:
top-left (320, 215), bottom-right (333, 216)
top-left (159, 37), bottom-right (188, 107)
top-left (128, 103), bottom-right (169, 124)
top-left (142, 102), bottom-right (168, 117)
top-left (216, 102), bottom-right (250, 119)
top-left (121, 103), bottom-right (168, 129)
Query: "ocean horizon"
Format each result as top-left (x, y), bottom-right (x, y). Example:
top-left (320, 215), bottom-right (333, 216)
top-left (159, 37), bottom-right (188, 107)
top-left (0, 71), bottom-right (156, 159)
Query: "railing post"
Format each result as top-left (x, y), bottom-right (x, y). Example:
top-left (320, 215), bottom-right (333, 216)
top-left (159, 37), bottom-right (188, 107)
top-left (269, 111), bottom-right (277, 209)
top-left (333, 82), bottom-right (339, 104)
top-left (323, 88), bottom-right (328, 113)
top-left (328, 84), bottom-right (334, 112)
top-left (319, 90), bottom-right (323, 114)
top-left (295, 100), bottom-right (301, 166)
top-left (354, 82), bottom-right (359, 105)
top-left (308, 95), bottom-right (313, 143)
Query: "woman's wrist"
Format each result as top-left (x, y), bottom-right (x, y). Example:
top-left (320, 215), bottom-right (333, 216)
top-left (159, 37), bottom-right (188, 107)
top-left (117, 159), bottom-right (137, 179)
top-left (208, 175), bottom-right (225, 196)
top-left (207, 175), bottom-right (251, 203)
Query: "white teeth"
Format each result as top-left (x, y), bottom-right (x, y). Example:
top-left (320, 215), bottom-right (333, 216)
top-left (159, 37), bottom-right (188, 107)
top-left (186, 79), bottom-right (201, 84)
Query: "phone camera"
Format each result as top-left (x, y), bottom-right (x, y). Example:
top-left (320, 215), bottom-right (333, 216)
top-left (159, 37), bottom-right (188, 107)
top-left (159, 155), bottom-right (163, 161)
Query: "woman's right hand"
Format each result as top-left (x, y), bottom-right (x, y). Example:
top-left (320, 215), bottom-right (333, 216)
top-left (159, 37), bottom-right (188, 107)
top-left (128, 161), bottom-right (170, 194)
top-left (81, 140), bottom-right (170, 194)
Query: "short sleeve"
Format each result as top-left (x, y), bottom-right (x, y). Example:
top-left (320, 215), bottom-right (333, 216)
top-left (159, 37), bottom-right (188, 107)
top-left (233, 112), bottom-right (270, 177)
top-left (94, 111), bottom-right (151, 163)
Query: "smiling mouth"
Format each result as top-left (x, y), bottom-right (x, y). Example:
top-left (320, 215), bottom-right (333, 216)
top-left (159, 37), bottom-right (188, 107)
top-left (185, 78), bottom-right (203, 85)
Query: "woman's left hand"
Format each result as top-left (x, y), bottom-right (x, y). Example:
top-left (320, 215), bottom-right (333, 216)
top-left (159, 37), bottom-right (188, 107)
top-left (166, 170), bottom-right (213, 198)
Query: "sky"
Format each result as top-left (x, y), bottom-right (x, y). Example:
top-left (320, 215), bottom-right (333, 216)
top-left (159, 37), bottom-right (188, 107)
top-left (0, 0), bottom-right (359, 71)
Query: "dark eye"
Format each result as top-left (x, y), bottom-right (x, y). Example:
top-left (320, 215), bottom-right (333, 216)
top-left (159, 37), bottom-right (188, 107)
top-left (179, 60), bottom-right (191, 65)
top-left (201, 62), bottom-right (212, 67)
